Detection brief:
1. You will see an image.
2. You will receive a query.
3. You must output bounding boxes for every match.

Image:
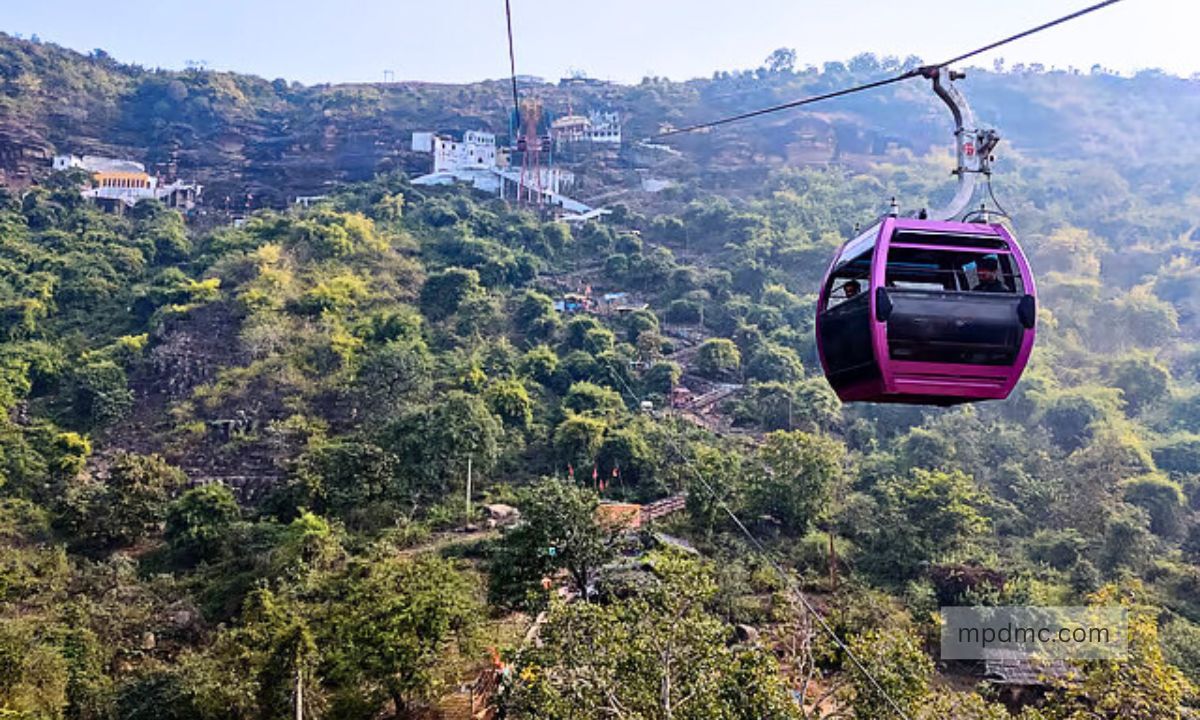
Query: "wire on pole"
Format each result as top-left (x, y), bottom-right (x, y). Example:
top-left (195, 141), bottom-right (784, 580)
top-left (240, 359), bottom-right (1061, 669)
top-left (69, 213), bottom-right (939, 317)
top-left (598, 357), bottom-right (913, 720)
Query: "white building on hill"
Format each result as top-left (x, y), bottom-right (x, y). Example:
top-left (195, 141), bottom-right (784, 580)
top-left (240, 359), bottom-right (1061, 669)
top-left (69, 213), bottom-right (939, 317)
top-left (410, 130), bottom-right (590, 214)
top-left (52, 154), bottom-right (202, 212)
top-left (550, 110), bottom-right (623, 147)
top-left (412, 131), bottom-right (498, 173)
top-left (587, 110), bottom-right (622, 144)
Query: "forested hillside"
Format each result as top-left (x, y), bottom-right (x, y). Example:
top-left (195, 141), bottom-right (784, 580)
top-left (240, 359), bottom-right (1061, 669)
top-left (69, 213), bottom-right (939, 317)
top-left (1, 32), bottom-right (1199, 720)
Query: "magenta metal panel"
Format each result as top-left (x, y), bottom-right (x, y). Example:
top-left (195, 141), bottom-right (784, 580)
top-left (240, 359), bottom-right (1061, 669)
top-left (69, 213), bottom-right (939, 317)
top-left (814, 220), bottom-right (883, 383)
top-left (816, 217), bottom-right (1037, 405)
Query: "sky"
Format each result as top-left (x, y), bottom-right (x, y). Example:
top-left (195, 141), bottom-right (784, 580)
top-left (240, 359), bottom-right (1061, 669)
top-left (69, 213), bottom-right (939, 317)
top-left (2, 0), bottom-right (1194, 86)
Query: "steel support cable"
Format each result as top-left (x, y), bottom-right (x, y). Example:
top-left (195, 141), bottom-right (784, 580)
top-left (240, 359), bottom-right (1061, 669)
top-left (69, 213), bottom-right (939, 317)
top-left (504, 0), bottom-right (521, 121)
top-left (654, 72), bottom-right (918, 139)
top-left (598, 358), bottom-right (913, 720)
top-left (650, 0), bottom-right (1127, 140)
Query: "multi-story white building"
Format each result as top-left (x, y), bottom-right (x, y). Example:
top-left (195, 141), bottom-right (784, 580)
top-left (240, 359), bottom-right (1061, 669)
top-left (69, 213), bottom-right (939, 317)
top-left (586, 110), bottom-right (622, 144)
top-left (550, 111), bottom-right (622, 147)
top-left (410, 130), bottom-right (588, 214)
top-left (411, 131), bottom-right (497, 173)
top-left (550, 114), bottom-right (591, 145)
top-left (52, 154), bottom-right (202, 212)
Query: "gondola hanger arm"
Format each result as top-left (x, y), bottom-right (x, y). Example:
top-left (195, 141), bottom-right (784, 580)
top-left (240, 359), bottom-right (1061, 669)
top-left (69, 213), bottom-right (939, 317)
top-left (919, 66), bottom-right (1001, 222)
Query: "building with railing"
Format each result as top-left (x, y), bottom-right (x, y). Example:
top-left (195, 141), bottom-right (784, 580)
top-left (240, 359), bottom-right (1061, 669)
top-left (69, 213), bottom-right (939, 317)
top-left (52, 155), bottom-right (202, 213)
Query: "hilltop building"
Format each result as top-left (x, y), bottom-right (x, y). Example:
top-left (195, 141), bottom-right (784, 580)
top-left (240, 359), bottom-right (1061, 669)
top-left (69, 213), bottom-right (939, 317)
top-left (52, 155), bottom-right (202, 213)
top-left (550, 110), bottom-right (622, 148)
top-left (412, 130), bottom-right (500, 173)
top-left (411, 130), bottom-right (592, 214)
top-left (559, 75), bottom-right (609, 87)
top-left (587, 110), bottom-right (622, 144)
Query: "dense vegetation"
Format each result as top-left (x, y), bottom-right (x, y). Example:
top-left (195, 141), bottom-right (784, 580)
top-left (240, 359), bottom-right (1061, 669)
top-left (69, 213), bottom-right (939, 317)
top-left (2, 35), bottom-right (1200, 720)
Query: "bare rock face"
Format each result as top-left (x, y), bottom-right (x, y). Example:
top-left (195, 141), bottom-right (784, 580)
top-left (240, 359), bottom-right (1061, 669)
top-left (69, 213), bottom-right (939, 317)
top-left (483, 504), bottom-right (521, 524)
top-left (165, 601), bottom-right (200, 631)
top-left (147, 302), bottom-right (246, 399)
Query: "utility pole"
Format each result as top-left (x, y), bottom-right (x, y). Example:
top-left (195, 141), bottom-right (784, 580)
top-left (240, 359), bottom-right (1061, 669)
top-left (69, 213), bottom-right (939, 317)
top-left (828, 530), bottom-right (838, 591)
top-left (465, 457), bottom-right (473, 522)
top-left (294, 668), bottom-right (303, 720)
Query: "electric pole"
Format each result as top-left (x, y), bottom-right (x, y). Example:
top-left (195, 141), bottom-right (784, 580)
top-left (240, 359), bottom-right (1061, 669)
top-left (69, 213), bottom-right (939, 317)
top-left (466, 456), bottom-right (473, 523)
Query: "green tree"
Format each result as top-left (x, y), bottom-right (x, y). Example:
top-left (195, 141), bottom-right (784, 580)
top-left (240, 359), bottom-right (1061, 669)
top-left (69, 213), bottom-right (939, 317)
top-left (695, 338), bottom-right (741, 381)
top-left (165, 483), bottom-right (241, 564)
top-left (490, 477), bottom-right (615, 605)
top-left (513, 289), bottom-right (561, 341)
top-left (842, 628), bottom-right (932, 720)
top-left (553, 413), bottom-right (607, 471)
top-left (70, 360), bottom-right (133, 427)
top-left (1036, 386), bottom-right (1123, 452)
top-left (1099, 506), bottom-right (1154, 574)
top-left (562, 381), bottom-right (625, 419)
top-left (1107, 353), bottom-right (1171, 416)
top-left (319, 555), bottom-right (480, 719)
top-left (749, 431), bottom-right (844, 536)
top-left (504, 552), bottom-right (800, 719)
top-left (597, 424), bottom-right (659, 489)
top-left (353, 339), bottom-right (432, 416)
top-left (418, 267), bottom-right (482, 321)
top-left (745, 343), bottom-right (803, 383)
top-left (865, 469), bottom-right (990, 580)
top-left (684, 446), bottom-right (745, 536)
top-left (1041, 586), bottom-right (1192, 720)
top-left (381, 392), bottom-right (501, 500)
top-left (520, 345), bottom-right (559, 387)
top-left (0, 620), bottom-right (69, 719)
top-left (624, 309), bottom-right (660, 344)
top-left (287, 440), bottom-right (404, 528)
top-left (642, 361), bottom-right (681, 395)
top-left (60, 452), bottom-right (186, 552)
top-left (1122, 475), bottom-right (1186, 539)
top-left (484, 379), bottom-right (534, 429)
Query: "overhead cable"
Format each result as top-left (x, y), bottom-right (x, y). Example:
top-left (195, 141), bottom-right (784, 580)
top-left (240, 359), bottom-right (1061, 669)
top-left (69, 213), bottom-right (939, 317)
top-left (652, 0), bottom-right (1126, 139)
top-left (599, 359), bottom-right (913, 720)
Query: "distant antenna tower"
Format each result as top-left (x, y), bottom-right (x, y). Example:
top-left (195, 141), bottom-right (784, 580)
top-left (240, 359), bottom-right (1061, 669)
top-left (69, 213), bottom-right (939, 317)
top-left (185, 59), bottom-right (208, 71)
top-left (383, 69), bottom-right (395, 83)
top-left (516, 97), bottom-right (547, 207)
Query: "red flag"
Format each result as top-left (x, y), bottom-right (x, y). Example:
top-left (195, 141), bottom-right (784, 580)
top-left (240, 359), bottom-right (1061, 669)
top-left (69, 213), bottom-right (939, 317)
top-left (612, 465), bottom-right (619, 478)
top-left (592, 464), bottom-right (598, 480)
top-left (599, 478), bottom-right (606, 492)
top-left (568, 464), bottom-right (574, 479)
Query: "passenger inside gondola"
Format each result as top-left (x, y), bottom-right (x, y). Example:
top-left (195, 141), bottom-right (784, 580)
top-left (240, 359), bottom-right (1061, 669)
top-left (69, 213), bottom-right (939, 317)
top-left (973, 256), bottom-right (1008, 292)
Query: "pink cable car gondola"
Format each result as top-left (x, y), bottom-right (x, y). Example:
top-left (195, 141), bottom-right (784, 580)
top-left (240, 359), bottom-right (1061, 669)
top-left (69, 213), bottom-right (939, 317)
top-left (815, 68), bottom-right (1037, 406)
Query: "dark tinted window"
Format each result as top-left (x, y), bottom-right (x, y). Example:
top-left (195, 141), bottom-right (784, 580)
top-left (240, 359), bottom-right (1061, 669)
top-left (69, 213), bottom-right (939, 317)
top-left (886, 247), bottom-right (1021, 294)
top-left (824, 249), bottom-right (871, 311)
top-left (892, 230), bottom-right (1010, 250)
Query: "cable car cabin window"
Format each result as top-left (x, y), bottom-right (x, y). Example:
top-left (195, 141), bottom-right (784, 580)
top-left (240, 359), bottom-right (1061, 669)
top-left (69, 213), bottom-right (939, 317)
top-left (883, 247), bottom-right (1026, 366)
top-left (891, 230), bottom-right (1011, 251)
top-left (884, 247), bottom-right (1022, 294)
top-left (819, 249), bottom-right (877, 386)
top-left (823, 249), bottom-right (872, 311)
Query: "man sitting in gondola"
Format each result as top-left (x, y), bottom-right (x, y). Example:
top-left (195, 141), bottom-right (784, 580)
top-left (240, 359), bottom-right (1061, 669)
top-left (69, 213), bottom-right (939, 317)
top-left (973, 256), bottom-right (1008, 292)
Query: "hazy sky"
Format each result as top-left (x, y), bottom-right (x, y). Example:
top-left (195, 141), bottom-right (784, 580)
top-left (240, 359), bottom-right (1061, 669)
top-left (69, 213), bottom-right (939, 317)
top-left (3, 0), bottom-right (1193, 85)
